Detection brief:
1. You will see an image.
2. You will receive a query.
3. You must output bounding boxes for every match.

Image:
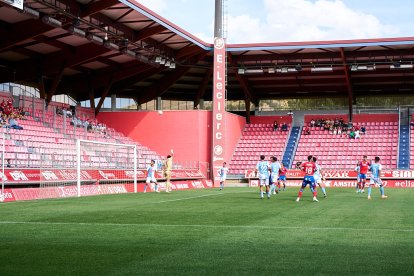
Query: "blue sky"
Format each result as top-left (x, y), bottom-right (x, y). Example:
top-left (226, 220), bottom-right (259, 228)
top-left (136, 0), bottom-right (413, 44)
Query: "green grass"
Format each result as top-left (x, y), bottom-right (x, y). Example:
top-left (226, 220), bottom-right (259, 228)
top-left (0, 187), bottom-right (413, 275)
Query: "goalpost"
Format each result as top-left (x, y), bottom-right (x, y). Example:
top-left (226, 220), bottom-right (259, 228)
top-left (38, 139), bottom-right (137, 199)
top-left (76, 139), bottom-right (137, 197)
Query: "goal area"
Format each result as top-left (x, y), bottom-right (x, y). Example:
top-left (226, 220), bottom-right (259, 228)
top-left (38, 139), bottom-right (137, 199)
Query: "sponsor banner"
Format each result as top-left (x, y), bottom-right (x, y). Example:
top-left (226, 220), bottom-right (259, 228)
top-left (211, 37), bottom-right (226, 187)
top-left (2, 180), bottom-right (214, 202)
top-left (244, 169), bottom-right (414, 180)
top-left (0, 169), bottom-right (204, 184)
top-left (248, 179), bottom-right (413, 188)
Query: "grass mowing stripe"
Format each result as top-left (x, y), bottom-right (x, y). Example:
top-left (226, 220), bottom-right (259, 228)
top-left (153, 191), bottom-right (231, 203)
top-left (1, 220), bottom-right (413, 232)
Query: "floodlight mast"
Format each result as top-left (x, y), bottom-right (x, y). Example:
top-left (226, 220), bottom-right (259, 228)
top-left (214, 0), bottom-right (224, 38)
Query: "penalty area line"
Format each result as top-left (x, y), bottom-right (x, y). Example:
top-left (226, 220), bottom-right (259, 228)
top-left (0, 221), bottom-right (413, 233)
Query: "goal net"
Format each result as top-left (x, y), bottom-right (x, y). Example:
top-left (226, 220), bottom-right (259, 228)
top-left (39, 139), bottom-right (137, 199)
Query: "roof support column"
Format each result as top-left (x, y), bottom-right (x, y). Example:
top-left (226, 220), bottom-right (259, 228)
top-left (95, 79), bottom-right (113, 116)
top-left (340, 47), bottom-right (354, 121)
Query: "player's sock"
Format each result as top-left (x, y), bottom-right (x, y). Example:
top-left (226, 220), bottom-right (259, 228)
top-left (367, 186), bottom-right (372, 197)
top-left (297, 189), bottom-right (303, 198)
top-left (144, 185), bottom-right (147, 193)
top-left (380, 185), bottom-right (385, 196)
top-left (267, 191), bottom-right (270, 198)
top-left (321, 187), bottom-right (327, 195)
top-left (260, 191), bottom-right (263, 198)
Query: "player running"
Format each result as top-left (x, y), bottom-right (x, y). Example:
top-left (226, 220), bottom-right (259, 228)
top-left (144, 160), bottom-right (159, 193)
top-left (357, 155), bottom-right (371, 193)
top-left (278, 163), bottom-right (287, 192)
top-left (367, 156), bottom-right (388, 200)
top-left (312, 156), bottom-right (327, 198)
top-left (296, 155), bottom-right (318, 202)
top-left (269, 156), bottom-right (281, 195)
top-left (255, 155), bottom-right (270, 199)
top-left (219, 162), bottom-right (229, 190)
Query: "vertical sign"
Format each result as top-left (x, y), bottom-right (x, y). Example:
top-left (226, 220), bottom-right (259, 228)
top-left (211, 37), bottom-right (226, 186)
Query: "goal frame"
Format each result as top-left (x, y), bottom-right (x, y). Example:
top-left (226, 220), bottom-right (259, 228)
top-left (76, 139), bottom-right (137, 197)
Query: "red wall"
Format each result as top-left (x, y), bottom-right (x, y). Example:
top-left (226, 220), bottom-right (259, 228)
top-left (250, 115), bottom-right (292, 124)
top-left (353, 114), bottom-right (398, 123)
top-left (304, 114), bottom-right (348, 123)
top-left (304, 113), bottom-right (398, 123)
top-left (98, 110), bottom-right (245, 166)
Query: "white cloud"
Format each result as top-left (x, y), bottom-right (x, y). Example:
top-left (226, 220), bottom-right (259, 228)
top-left (226, 0), bottom-right (400, 43)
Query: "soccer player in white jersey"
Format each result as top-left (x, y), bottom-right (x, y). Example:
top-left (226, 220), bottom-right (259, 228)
top-left (219, 162), bottom-right (229, 190)
top-left (144, 160), bottom-right (159, 193)
top-left (255, 155), bottom-right (270, 199)
top-left (367, 156), bottom-right (388, 200)
top-left (312, 156), bottom-right (327, 198)
top-left (269, 156), bottom-right (281, 195)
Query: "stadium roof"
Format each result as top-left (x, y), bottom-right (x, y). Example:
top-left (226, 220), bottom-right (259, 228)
top-left (0, 0), bottom-right (414, 114)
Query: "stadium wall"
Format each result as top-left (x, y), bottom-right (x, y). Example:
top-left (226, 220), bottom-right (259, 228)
top-left (304, 113), bottom-right (398, 123)
top-left (98, 110), bottom-right (245, 165)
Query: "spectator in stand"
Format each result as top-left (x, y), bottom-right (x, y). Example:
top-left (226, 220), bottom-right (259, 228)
top-left (349, 130), bottom-right (355, 139)
top-left (273, 121), bottom-right (279, 132)
top-left (304, 126), bottom-right (311, 135)
top-left (361, 125), bottom-right (366, 135)
top-left (281, 122), bottom-right (288, 131)
top-left (56, 107), bottom-right (63, 116)
top-left (310, 119), bottom-right (315, 127)
top-left (337, 127), bottom-right (342, 135)
top-left (9, 115), bottom-right (23, 130)
top-left (6, 159), bottom-right (11, 168)
top-left (355, 130), bottom-right (360, 139)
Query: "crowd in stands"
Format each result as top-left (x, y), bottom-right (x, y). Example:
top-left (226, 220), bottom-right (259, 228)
top-left (56, 106), bottom-right (73, 118)
top-left (70, 117), bottom-right (107, 135)
top-left (0, 98), bottom-right (25, 130)
top-left (305, 117), bottom-right (366, 139)
top-left (273, 121), bottom-right (289, 132)
top-left (56, 105), bottom-right (107, 135)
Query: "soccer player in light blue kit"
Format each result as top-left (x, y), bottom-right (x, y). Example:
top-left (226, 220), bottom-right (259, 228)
top-left (144, 160), bottom-right (159, 193)
top-left (219, 162), bottom-right (229, 190)
top-left (312, 157), bottom-right (327, 198)
top-left (256, 155), bottom-right (270, 199)
top-left (269, 156), bottom-right (281, 195)
top-left (368, 156), bottom-right (388, 200)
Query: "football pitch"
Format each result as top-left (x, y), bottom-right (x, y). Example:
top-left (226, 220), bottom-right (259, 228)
top-left (0, 187), bottom-right (413, 275)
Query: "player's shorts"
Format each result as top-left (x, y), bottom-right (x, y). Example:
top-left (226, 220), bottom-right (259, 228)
top-left (259, 175), bottom-right (269, 186)
top-left (301, 176), bottom-right (316, 189)
top-left (278, 175), bottom-right (286, 181)
top-left (314, 175), bottom-right (322, 184)
top-left (146, 176), bottom-right (157, 184)
top-left (220, 176), bottom-right (226, 182)
top-left (359, 173), bottom-right (367, 180)
top-left (370, 177), bottom-right (382, 185)
top-left (164, 170), bottom-right (172, 178)
top-left (270, 173), bottom-right (279, 184)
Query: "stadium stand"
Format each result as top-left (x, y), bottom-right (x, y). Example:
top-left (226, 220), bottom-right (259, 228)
top-left (229, 123), bottom-right (290, 175)
top-left (0, 93), bottom-right (164, 170)
top-left (293, 115), bottom-right (399, 169)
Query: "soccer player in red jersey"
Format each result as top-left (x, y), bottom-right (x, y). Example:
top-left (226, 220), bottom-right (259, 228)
top-left (278, 163), bottom-right (288, 192)
top-left (357, 155), bottom-right (371, 193)
top-left (296, 155), bottom-right (318, 202)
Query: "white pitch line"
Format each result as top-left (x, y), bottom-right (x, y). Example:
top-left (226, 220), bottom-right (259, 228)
top-left (0, 221), bottom-right (413, 233)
